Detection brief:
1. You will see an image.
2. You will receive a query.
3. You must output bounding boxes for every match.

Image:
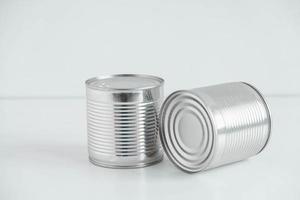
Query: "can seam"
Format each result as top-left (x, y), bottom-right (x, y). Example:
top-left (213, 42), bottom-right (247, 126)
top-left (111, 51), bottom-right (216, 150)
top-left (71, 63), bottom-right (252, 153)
top-left (85, 74), bottom-right (164, 92)
top-left (88, 155), bottom-right (163, 169)
top-left (159, 90), bottom-right (217, 173)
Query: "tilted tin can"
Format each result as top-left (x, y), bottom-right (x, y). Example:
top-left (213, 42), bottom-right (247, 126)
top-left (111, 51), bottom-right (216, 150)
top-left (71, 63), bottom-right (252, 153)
top-left (159, 82), bottom-right (271, 173)
top-left (86, 74), bottom-right (164, 168)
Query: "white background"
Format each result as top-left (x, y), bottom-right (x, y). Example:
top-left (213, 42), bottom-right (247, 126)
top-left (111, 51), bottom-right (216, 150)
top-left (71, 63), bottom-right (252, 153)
top-left (1, 0), bottom-right (300, 200)
top-left (0, 0), bottom-right (300, 97)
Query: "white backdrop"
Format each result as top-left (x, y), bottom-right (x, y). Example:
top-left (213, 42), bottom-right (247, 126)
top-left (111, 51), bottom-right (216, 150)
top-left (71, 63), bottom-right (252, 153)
top-left (1, 1), bottom-right (300, 200)
top-left (0, 0), bottom-right (299, 97)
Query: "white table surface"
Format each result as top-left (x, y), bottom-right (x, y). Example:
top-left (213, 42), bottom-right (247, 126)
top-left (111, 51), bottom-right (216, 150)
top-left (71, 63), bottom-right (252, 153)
top-left (1, 97), bottom-right (299, 200)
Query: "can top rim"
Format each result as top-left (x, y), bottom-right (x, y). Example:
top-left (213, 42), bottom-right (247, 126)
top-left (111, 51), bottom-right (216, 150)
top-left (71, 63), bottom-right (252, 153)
top-left (86, 74), bottom-right (164, 91)
top-left (159, 90), bottom-right (216, 173)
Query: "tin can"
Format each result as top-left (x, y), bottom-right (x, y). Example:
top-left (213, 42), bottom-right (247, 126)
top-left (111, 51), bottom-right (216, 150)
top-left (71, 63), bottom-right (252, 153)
top-left (159, 82), bottom-right (271, 173)
top-left (86, 74), bottom-right (164, 168)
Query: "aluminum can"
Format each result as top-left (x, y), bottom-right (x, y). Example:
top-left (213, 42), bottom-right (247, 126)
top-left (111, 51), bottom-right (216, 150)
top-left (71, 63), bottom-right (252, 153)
top-left (159, 82), bottom-right (271, 173)
top-left (86, 74), bottom-right (164, 168)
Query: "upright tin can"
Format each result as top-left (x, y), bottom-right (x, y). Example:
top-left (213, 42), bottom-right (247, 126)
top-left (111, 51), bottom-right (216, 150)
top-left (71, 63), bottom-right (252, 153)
top-left (160, 82), bottom-right (271, 173)
top-left (86, 74), bottom-right (164, 168)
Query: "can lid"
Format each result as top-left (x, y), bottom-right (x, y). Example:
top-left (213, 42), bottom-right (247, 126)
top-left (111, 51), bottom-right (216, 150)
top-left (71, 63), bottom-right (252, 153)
top-left (86, 74), bottom-right (164, 91)
top-left (159, 90), bottom-right (216, 173)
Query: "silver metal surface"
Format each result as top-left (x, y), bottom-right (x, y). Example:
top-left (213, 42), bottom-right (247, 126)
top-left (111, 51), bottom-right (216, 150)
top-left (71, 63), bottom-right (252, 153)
top-left (160, 82), bottom-right (271, 173)
top-left (86, 74), bottom-right (164, 168)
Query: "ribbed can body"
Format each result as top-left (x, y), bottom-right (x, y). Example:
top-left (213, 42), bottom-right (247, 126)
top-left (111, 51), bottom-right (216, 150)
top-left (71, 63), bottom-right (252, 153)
top-left (86, 75), bottom-right (164, 168)
top-left (160, 82), bottom-right (271, 173)
top-left (193, 82), bottom-right (271, 169)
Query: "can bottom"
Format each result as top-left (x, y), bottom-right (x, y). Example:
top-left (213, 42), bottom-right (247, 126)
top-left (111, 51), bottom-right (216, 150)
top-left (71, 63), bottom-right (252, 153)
top-left (89, 155), bottom-right (163, 169)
